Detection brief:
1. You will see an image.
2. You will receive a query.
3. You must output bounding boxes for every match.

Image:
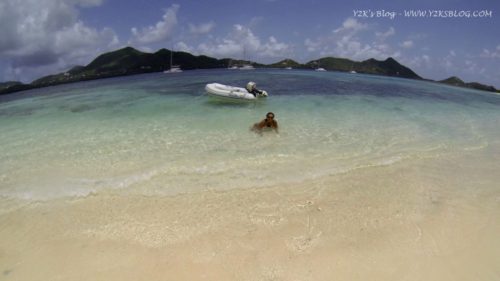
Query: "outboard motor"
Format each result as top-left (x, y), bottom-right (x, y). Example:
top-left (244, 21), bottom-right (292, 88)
top-left (246, 81), bottom-right (268, 97)
top-left (246, 81), bottom-right (256, 93)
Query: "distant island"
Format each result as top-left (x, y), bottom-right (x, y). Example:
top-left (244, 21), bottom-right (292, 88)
top-left (1, 46), bottom-right (498, 95)
top-left (438, 76), bottom-right (497, 93)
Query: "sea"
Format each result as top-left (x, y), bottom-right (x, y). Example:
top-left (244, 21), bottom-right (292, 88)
top-left (1, 69), bottom-right (500, 280)
top-left (1, 69), bottom-right (499, 202)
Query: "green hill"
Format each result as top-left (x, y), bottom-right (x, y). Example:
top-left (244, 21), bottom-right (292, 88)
top-left (361, 57), bottom-right (422, 79)
top-left (84, 46), bottom-right (153, 74)
top-left (439, 76), bottom-right (465, 86)
top-left (439, 76), bottom-right (497, 92)
top-left (0, 81), bottom-right (23, 90)
top-left (305, 57), bottom-right (356, 72)
top-left (305, 57), bottom-right (421, 79)
top-left (31, 47), bottom-right (228, 87)
top-left (0, 81), bottom-right (32, 95)
top-left (1, 46), bottom-right (497, 95)
top-left (269, 59), bottom-right (302, 68)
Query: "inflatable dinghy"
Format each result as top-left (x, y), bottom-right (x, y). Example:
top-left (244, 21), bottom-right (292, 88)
top-left (205, 82), bottom-right (268, 101)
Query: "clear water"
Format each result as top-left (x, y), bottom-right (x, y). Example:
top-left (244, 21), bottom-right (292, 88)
top-left (0, 69), bottom-right (499, 202)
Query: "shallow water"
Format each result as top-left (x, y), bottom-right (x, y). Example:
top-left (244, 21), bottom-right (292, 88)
top-left (1, 69), bottom-right (499, 201)
top-left (1, 69), bottom-right (499, 280)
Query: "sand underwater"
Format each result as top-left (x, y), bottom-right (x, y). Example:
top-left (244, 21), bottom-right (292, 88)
top-left (0, 69), bottom-right (499, 280)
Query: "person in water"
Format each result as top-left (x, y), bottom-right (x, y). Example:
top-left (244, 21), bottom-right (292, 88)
top-left (251, 112), bottom-right (278, 134)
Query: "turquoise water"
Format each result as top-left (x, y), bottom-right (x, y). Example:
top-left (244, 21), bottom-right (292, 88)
top-left (1, 69), bottom-right (499, 202)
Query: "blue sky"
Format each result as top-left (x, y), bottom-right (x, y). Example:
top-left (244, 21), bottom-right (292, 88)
top-left (1, 0), bottom-right (499, 87)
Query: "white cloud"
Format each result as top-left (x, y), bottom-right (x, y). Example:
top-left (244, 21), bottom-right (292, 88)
top-left (249, 17), bottom-right (264, 28)
top-left (72, 0), bottom-right (103, 7)
top-left (198, 41), bottom-right (240, 58)
top-left (175, 41), bottom-right (195, 54)
top-left (261, 36), bottom-right (291, 57)
top-left (422, 55), bottom-right (430, 64)
top-left (376, 27), bottom-right (395, 41)
top-left (0, 0), bottom-right (119, 82)
top-left (442, 51), bottom-right (456, 70)
top-left (304, 38), bottom-right (321, 52)
top-left (400, 40), bottom-right (414, 49)
top-left (305, 18), bottom-right (399, 60)
top-left (334, 18), bottom-right (367, 34)
top-left (55, 23), bottom-right (118, 54)
top-left (402, 54), bottom-right (432, 69)
top-left (480, 45), bottom-right (500, 59)
top-left (129, 4), bottom-right (179, 45)
top-left (188, 21), bottom-right (215, 35)
top-left (464, 60), bottom-right (485, 74)
top-left (403, 50), bottom-right (489, 80)
top-left (196, 24), bottom-right (291, 60)
top-left (231, 24), bottom-right (261, 51)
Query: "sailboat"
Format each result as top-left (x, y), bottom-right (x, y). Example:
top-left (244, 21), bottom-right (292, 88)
top-left (239, 46), bottom-right (254, 70)
top-left (227, 59), bottom-right (239, 70)
top-left (164, 49), bottom-right (182, 73)
top-left (314, 60), bottom-right (326, 71)
top-left (239, 64), bottom-right (254, 70)
top-left (349, 62), bottom-right (357, 73)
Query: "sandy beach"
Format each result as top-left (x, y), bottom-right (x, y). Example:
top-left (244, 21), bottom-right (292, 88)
top-left (1, 0), bottom-right (500, 279)
top-left (2, 150), bottom-right (499, 281)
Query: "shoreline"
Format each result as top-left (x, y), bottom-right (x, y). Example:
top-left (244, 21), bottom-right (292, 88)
top-left (1, 153), bottom-right (499, 281)
top-left (1, 67), bottom-right (499, 99)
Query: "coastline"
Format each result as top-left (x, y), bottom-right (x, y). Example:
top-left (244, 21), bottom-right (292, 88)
top-left (1, 47), bottom-right (498, 97)
top-left (1, 151), bottom-right (499, 281)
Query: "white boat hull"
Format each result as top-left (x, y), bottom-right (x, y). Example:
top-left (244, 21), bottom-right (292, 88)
top-left (205, 83), bottom-right (266, 101)
top-left (164, 66), bottom-right (182, 73)
top-left (239, 65), bottom-right (255, 70)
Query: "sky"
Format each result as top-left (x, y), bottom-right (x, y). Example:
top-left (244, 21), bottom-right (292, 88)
top-left (1, 0), bottom-right (499, 87)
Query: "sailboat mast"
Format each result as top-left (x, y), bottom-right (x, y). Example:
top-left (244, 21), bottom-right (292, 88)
top-left (170, 50), bottom-right (173, 69)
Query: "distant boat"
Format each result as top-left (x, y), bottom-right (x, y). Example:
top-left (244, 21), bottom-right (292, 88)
top-left (349, 62), bottom-right (357, 74)
top-left (238, 46), bottom-right (255, 70)
top-left (165, 66), bottom-right (182, 73)
top-left (239, 64), bottom-right (255, 70)
top-left (164, 49), bottom-right (182, 73)
top-left (227, 59), bottom-right (239, 70)
top-left (314, 60), bottom-right (326, 71)
top-left (285, 67), bottom-right (293, 70)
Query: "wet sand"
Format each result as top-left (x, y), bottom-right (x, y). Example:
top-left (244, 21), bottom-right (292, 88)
top-left (1, 152), bottom-right (499, 281)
